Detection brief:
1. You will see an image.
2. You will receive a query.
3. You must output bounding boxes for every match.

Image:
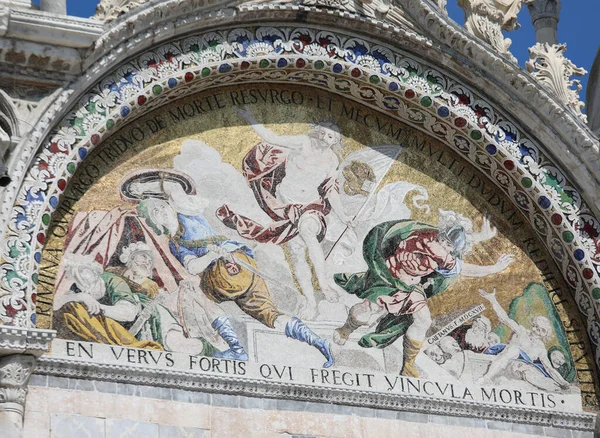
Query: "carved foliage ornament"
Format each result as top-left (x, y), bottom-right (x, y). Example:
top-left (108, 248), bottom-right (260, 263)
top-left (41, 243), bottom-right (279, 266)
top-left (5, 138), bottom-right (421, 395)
top-left (94, 0), bottom-right (151, 22)
top-left (526, 43), bottom-right (587, 123)
top-left (0, 355), bottom-right (35, 406)
top-left (457, 0), bottom-right (534, 61)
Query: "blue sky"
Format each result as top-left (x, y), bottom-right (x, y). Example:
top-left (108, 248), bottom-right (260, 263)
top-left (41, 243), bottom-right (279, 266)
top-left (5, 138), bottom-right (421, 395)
top-left (37, 0), bottom-right (598, 110)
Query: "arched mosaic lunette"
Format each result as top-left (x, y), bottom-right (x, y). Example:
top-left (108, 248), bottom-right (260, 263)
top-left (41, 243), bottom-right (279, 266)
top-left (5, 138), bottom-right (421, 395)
top-left (2, 26), bottom-right (600, 360)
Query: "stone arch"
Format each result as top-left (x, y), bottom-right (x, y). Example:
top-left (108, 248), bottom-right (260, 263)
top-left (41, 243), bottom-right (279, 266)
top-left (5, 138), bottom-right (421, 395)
top-left (1, 4), bottom-right (600, 374)
top-left (0, 89), bottom-right (20, 151)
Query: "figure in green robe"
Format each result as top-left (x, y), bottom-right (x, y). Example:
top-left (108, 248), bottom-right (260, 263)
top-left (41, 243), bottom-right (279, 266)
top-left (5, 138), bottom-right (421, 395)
top-left (333, 218), bottom-right (514, 377)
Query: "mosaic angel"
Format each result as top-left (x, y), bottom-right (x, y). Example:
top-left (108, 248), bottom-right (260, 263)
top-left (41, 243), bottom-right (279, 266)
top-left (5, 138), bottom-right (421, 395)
top-left (216, 107), bottom-right (353, 318)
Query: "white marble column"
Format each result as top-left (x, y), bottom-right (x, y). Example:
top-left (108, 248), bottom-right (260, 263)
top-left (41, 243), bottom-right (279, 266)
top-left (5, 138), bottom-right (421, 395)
top-left (528, 0), bottom-right (561, 45)
top-left (40, 0), bottom-right (66, 15)
top-left (0, 327), bottom-right (55, 430)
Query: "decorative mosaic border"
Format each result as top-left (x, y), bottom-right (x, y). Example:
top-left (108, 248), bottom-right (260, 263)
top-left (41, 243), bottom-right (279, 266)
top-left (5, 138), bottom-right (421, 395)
top-left (35, 356), bottom-right (598, 431)
top-left (2, 25), bottom-right (600, 364)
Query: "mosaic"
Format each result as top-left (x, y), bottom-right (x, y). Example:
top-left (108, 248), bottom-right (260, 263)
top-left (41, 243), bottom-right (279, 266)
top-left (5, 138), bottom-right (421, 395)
top-left (38, 84), bottom-right (597, 411)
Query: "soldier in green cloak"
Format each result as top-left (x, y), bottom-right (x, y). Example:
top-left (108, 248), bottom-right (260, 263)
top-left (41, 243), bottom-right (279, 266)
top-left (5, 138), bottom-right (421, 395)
top-left (333, 218), bottom-right (514, 377)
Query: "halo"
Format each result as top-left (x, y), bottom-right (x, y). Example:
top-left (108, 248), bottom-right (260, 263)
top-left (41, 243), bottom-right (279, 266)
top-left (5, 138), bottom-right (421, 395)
top-left (119, 168), bottom-right (196, 203)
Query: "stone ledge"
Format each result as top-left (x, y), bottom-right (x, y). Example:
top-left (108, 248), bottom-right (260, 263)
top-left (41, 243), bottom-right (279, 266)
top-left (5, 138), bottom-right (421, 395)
top-left (0, 326), bottom-right (55, 358)
top-left (7, 8), bottom-right (104, 48)
top-left (27, 373), bottom-right (595, 437)
top-left (34, 357), bottom-right (597, 432)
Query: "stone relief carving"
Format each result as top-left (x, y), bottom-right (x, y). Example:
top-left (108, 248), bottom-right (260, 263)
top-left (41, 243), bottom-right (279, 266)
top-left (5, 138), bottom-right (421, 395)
top-left (456, 0), bottom-right (533, 61)
top-left (94, 0), bottom-right (151, 22)
top-left (526, 43), bottom-right (588, 123)
top-left (0, 329), bottom-right (55, 429)
top-left (0, 355), bottom-right (35, 404)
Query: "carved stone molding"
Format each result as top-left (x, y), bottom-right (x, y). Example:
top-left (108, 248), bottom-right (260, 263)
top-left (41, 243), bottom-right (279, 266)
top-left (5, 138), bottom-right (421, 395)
top-left (526, 42), bottom-right (588, 123)
top-left (456, 0), bottom-right (532, 62)
top-left (0, 326), bottom-right (56, 358)
top-left (0, 354), bottom-right (35, 429)
top-left (34, 356), bottom-right (598, 432)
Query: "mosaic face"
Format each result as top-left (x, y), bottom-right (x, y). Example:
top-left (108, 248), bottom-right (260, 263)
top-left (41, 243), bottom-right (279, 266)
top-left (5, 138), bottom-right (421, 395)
top-left (39, 84), bottom-right (596, 411)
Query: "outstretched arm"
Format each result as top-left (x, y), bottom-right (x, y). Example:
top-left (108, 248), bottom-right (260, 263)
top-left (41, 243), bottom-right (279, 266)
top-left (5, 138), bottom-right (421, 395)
top-left (183, 244), bottom-right (231, 276)
top-left (235, 106), bottom-right (306, 150)
top-left (461, 254), bottom-right (514, 277)
top-left (100, 301), bottom-right (139, 323)
top-left (53, 290), bottom-right (80, 310)
top-left (479, 288), bottom-right (522, 334)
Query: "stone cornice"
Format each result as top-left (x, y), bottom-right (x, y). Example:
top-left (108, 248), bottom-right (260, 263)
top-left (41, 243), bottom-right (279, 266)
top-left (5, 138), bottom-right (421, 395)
top-left (34, 356), bottom-right (598, 431)
top-left (0, 8), bottom-right (104, 84)
top-left (6, 9), bottom-right (104, 49)
top-left (0, 327), bottom-right (55, 358)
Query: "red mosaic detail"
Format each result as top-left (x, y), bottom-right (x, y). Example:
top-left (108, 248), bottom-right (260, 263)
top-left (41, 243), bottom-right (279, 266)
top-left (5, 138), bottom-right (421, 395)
top-left (351, 68), bottom-right (361, 78)
top-left (296, 58), bottom-right (306, 68)
top-left (91, 134), bottom-right (101, 145)
top-left (138, 95), bottom-right (147, 105)
top-left (49, 142), bottom-right (62, 153)
top-left (405, 89), bottom-right (415, 99)
top-left (504, 160), bottom-right (515, 171)
top-left (184, 72), bottom-right (194, 82)
top-left (241, 61), bottom-right (251, 70)
top-left (583, 268), bottom-right (594, 280)
top-left (57, 179), bottom-right (67, 191)
top-left (454, 117), bottom-right (467, 128)
top-left (37, 233), bottom-right (45, 245)
top-left (551, 214), bottom-right (563, 226)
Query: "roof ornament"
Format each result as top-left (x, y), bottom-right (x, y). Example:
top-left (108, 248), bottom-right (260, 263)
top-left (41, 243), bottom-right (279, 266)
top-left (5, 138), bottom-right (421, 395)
top-left (456, 0), bottom-right (534, 62)
top-left (526, 43), bottom-right (588, 123)
top-left (94, 0), bottom-right (150, 22)
top-left (436, 0), bottom-right (448, 14)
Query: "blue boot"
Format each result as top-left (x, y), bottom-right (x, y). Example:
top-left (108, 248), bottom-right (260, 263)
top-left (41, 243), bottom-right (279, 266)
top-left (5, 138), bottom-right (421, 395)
top-left (212, 316), bottom-right (249, 361)
top-left (285, 317), bottom-right (334, 368)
